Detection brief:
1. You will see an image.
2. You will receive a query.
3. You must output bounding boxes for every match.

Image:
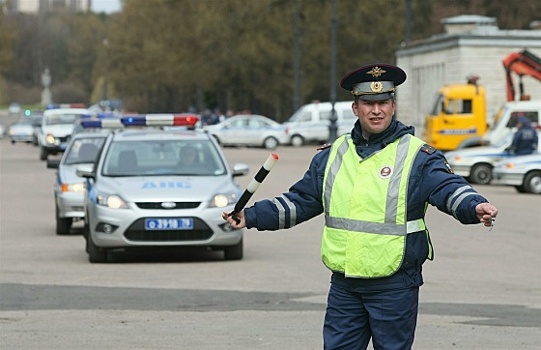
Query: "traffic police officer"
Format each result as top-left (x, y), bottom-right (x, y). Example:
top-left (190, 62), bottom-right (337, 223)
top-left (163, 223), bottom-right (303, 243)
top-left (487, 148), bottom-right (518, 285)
top-left (223, 63), bottom-right (498, 350)
top-left (509, 116), bottom-right (538, 155)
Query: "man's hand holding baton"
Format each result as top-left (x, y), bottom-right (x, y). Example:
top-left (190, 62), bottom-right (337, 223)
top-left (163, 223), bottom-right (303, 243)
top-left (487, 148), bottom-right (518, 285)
top-left (222, 153), bottom-right (279, 228)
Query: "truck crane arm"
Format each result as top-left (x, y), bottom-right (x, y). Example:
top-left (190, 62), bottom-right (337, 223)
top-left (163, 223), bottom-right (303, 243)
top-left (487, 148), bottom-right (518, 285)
top-left (502, 49), bottom-right (541, 101)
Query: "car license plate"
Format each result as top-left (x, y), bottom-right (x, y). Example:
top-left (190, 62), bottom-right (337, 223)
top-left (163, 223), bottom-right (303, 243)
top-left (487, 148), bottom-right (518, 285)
top-left (144, 218), bottom-right (193, 230)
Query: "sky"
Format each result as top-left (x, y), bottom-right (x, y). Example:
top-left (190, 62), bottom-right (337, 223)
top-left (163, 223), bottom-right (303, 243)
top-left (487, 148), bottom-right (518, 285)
top-left (91, 0), bottom-right (122, 14)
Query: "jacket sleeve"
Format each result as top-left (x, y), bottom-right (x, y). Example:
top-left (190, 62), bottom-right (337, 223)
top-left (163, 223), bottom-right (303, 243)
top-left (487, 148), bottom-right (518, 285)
top-left (244, 150), bottom-right (328, 231)
top-left (415, 150), bottom-right (488, 224)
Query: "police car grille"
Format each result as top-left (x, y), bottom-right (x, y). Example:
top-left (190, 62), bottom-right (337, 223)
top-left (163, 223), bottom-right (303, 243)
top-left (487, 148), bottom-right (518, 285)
top-left (135, 202), bottom-right (200, 209)
top-left (124, 218), bottom-right (212, 242)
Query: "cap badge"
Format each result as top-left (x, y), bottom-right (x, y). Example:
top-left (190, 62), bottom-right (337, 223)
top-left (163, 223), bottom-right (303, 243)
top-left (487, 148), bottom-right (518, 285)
top-left (367, 66), bottom-right (386, 78)
top-left (370, 81), bottom-right (383, 93)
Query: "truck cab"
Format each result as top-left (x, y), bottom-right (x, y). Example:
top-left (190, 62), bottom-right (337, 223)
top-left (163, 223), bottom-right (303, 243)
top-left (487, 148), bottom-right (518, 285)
top-left (423, 80), bottom-right (487, 151)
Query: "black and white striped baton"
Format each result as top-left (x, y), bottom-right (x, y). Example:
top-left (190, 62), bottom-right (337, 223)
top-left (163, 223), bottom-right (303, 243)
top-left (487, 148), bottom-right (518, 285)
top-left (228, 153), bottom-right (279, 224)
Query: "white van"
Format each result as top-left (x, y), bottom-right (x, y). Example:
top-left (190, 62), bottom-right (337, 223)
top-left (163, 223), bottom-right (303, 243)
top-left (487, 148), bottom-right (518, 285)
top-left (284, 101), bottom-right (357, 147)
top-left (483, 100), bottom-right (541, 145)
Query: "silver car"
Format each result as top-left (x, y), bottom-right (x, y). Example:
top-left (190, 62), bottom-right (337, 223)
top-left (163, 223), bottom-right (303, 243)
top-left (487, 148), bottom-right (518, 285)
top-left (8, 116), bottom-right (36, 144)
top-left (492, 153), bottom-right (541, 194)
top-left (77, 117), bottom-right (249, 263)
top-left (47, 132), bottom-right (108, 234)
top-left (205, 114), bottom-right (290, 149)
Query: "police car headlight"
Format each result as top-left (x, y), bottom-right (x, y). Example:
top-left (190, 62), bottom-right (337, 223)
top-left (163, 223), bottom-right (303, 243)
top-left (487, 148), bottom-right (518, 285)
top-left (209, 192), bottom-right (238, 208)
top-left (45, 133), bottom-right (55, 144)
top-left (61, 182), bottom-right (85, 193)
top-left (97, 194), bottom-right (128, 209)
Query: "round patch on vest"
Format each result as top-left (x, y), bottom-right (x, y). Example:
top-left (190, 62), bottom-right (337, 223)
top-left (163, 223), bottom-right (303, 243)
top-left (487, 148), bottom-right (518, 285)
top-left (379, 166), bottom-right (393, 179)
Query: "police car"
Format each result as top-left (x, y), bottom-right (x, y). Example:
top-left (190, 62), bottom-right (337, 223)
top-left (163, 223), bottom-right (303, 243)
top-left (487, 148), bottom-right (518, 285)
top-left (445, 134), bottom-right (515, 185)
top-left (446, 132), bottom-right (541, 185)
top-left (492, 153), bottom-right (541, 194)
top-left (47, 130), bottom-right (109, 234)
top-left (75, 115), bottom-right (249, 263)
top-left (38, 105), bottom-right (92, 160)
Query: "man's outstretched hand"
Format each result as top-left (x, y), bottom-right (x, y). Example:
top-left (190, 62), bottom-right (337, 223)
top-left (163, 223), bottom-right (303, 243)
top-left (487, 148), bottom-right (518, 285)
top-left (222, 210), bottom-right (247, 229)
top-left (475, 203), bottom-right (498, 227)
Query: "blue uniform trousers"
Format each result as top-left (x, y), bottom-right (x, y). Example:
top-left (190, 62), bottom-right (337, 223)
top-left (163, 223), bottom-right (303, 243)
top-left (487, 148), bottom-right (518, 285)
top-left (323, 281), bottom-right (419, 350)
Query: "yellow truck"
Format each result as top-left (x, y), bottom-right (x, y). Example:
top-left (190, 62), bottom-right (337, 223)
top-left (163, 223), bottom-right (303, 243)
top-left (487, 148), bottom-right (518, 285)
top-left (423, 49), bottom-right (541, 152)
top-left (422, 77), bottom-right (487, 151)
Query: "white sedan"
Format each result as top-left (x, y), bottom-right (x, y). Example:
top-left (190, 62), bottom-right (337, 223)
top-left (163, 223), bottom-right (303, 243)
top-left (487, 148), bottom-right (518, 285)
top-left (492, 153), bottom-right (541, 194)
top-left (205, 114), bottom-right (290, 149)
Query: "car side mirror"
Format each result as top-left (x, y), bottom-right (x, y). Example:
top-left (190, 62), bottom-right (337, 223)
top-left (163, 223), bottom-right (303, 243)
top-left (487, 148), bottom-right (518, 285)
top-left (232, 163), bottom-right (249, 177)
top-left (76, 164), bottom-right (95, 179)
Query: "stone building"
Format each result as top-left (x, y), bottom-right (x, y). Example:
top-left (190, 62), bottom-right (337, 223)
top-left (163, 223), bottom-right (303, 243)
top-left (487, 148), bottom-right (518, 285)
top-left (395, 15), bottom-right (541, 132)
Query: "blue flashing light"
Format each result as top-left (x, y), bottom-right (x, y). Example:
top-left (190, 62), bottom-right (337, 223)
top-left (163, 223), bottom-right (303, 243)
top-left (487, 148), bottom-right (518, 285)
top-left (121, 116), bottom-right (147, 126)
top-left (81, 120), bottom-right (103, 128)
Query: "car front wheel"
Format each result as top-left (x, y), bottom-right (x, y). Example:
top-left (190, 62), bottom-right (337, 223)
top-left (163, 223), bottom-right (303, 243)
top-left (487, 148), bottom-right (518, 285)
top-left (87, 235), bottom-right (108, 263)
top-left (55, 204), bottom-right (72, 235)
top-left (469, 163), bottom-right (492, 184)
top-left (39, 147), bottom-right (48, 161)
top-left (291, 135), bottom-right (304, 147)
top-left (263, 136), bottom-right (279, 149)
top-left (523, 171), bottom-right (541, 194)
top-left (224, 238), bottom-right (243, 260)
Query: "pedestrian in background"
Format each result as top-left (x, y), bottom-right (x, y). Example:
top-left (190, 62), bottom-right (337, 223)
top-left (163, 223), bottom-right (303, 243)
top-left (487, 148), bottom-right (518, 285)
top-left (223, 63), bottom-right (498, 350)
top-left (509, 116), bottom-right (538, 155)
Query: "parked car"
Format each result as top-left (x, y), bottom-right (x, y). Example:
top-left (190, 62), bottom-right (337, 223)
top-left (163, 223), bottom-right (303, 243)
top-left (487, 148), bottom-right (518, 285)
top-left (205, 114), bottom-right (290, 149)
top-left (8, 116), bottom-right (38, 144)
top-left (76, 114), bottom-right (249, 263)
top-left (0, 122), bottom-right (6, 139)
top-left (47, 132), bottom-right (108, 234)
top-left (445, 133), bottom-right (541, 185)
top-left (492, 153), bottom-right (541, 194)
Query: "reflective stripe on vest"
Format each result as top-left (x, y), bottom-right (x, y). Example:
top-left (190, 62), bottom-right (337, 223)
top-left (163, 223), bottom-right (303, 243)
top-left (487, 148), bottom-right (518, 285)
top-left (321, 133), bottom-right (428, 278)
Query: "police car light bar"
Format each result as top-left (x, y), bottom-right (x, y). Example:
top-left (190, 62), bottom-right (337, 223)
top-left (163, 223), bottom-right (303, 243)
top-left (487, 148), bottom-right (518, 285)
top-left (121, 114), bottom-right (199, 127)
top-left (80, 114), bottom-right (199, 129)
top-left (80, 118), bottom-right (124, 128)
top-left (46, 103), bottom-right (86, 109)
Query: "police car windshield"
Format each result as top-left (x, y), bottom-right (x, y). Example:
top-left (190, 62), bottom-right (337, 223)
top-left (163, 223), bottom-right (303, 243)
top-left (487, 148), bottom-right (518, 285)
top-left (102, 140), bottom-right (227, 177)
top-left (64, 138), bottom-right (106, 165)
top-left (45, 114), bottom-right (81, 125)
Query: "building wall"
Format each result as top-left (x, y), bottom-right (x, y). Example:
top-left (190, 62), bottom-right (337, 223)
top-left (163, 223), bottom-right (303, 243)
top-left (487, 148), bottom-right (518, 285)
top-left (395, 21), bottom-right (541, 134)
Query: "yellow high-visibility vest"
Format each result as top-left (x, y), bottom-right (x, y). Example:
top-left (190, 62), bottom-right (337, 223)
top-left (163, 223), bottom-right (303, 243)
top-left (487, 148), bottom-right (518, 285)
top-left (321, 134), bottom-right (432, 278)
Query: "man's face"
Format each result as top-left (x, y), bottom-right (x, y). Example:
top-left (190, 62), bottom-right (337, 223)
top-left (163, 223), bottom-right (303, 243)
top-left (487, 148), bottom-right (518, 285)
top-left (352, 98), bottom-right (396, 136)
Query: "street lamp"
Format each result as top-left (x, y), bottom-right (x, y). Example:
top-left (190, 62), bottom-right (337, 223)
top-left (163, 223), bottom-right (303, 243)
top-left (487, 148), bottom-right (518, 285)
top-left (328, 0), bottom-right (338, 142)
top-left (102, 38), bottom-right (109, 102)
